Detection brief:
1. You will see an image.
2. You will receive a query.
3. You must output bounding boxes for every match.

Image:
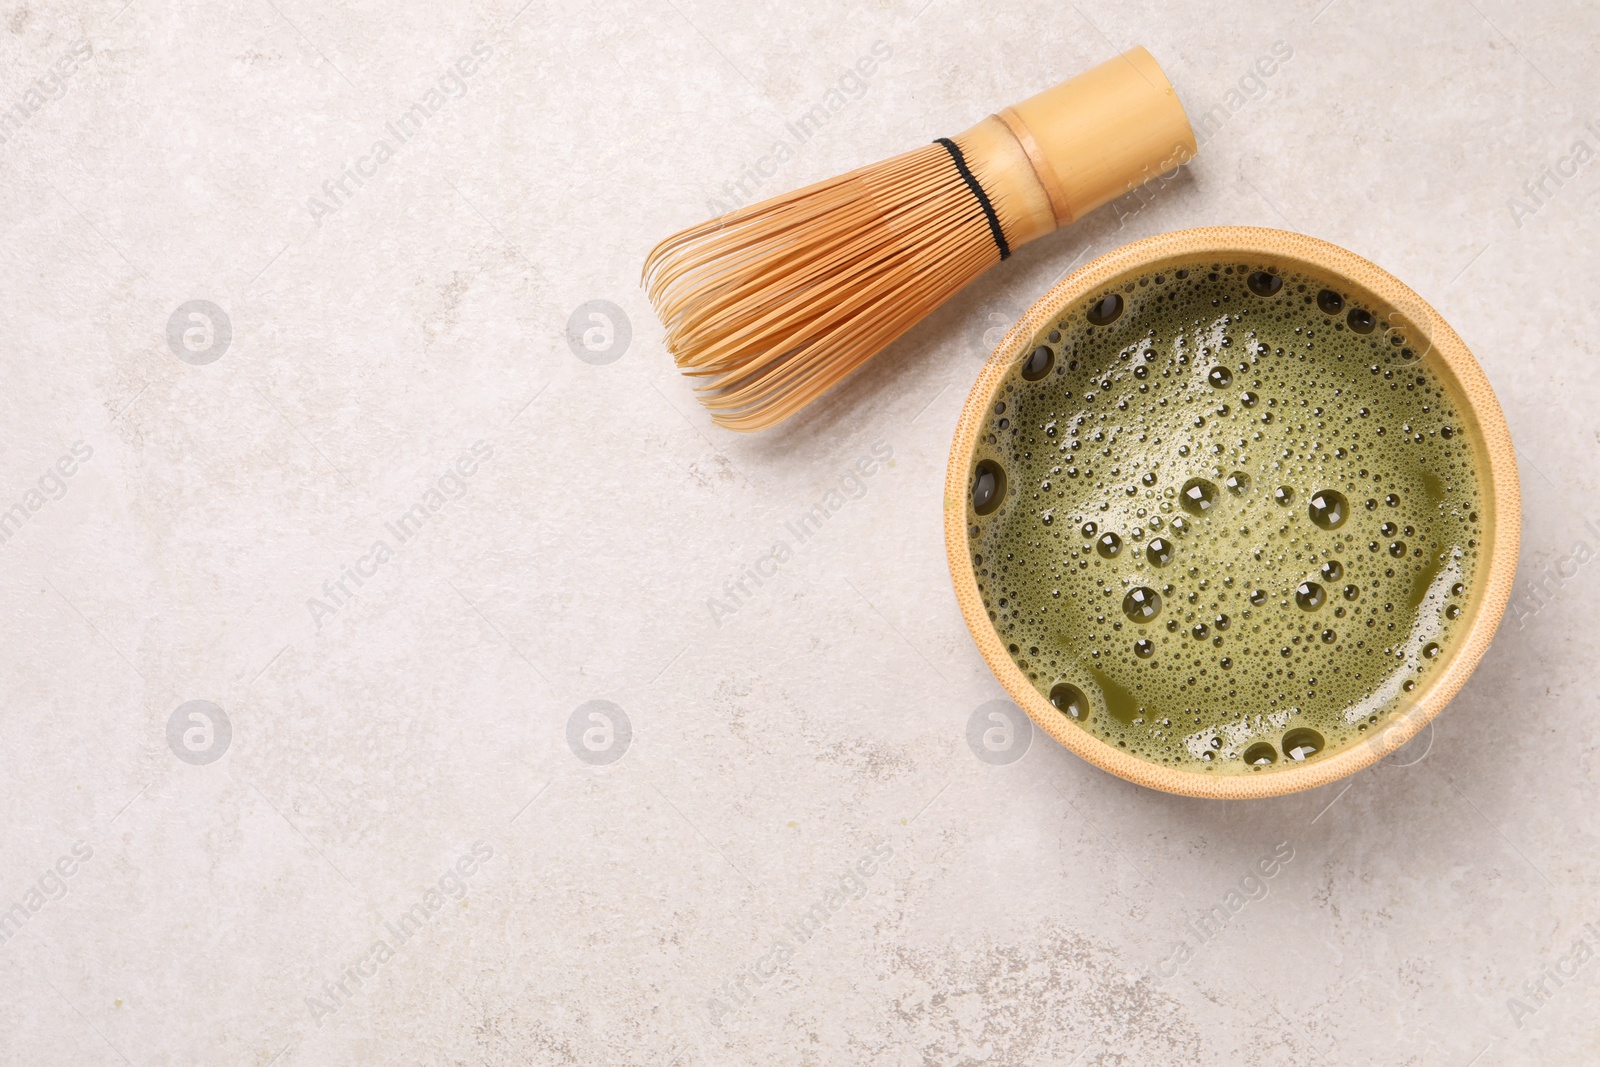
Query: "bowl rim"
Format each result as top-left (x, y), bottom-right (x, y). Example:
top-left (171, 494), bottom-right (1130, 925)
top-left (943, 226), bottom-right (1521, 799)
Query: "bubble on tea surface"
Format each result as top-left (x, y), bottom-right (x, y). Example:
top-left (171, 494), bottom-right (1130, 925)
top-left (1308, 490), bottom-right (1349, 530)
top-left (1348, 308), bottom-right (1375, 333)
top-left (1244, 741), bottom-right (1278, 766)
top-left (1087, 293), bottom-right (1124, 326)
top-left (1097, 532), bottom-right (1123, 558)
top-left (972, 460), bottom-right (1005, 515)
top-left (1050, 683), bottom-right (1090, 720)
top-left (1247, 271), bottom-right (1283, 297)
top-left (1224, 472), bottom-right (1250, 495)
top-left (1317, 289), bottom-right (1344, 315)
top-left (1146, 537), bottom-right (1175, 566)
top-left (1123, 587), bottom-right (1161, 622)
top-left (1273, 486), bottom-right (1295, 506)
top-left (1180, 478), bottom-right (1218, 515)
top-left (1282, 728), bottom-right (1325, 761)
top-left (1134, 638), bottom-right (1155, 658)
top-left (1321, 560), bottom-right (1344, 581)
top-left (1023, 345), bottom-right (1054, 381)
top-left (1295, 582), bottom-right (1326, 611)
top-left (1207, 366), bottom-right (1233, 388)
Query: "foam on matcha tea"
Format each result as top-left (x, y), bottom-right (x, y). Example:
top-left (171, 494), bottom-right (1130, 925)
top-left (966, 263), bottom-right (1484, 773)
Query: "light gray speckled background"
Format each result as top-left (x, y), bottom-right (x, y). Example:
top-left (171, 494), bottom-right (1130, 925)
top-left (2, 1), bottom-right (1597, 1064)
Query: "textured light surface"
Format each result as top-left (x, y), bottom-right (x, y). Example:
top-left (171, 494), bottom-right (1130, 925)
top-left (0, 1), bottom-right (1595, 1064)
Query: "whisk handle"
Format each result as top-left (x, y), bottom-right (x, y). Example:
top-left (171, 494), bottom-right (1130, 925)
top-left (997, 46), bottom-right (1196, 229)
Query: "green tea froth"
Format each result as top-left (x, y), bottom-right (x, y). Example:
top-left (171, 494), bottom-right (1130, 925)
top-left (967, 263), bottom-right (1484, 774)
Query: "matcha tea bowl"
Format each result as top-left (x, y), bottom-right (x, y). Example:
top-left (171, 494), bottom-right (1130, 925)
top-left (946, 227), bottom-right (1519, 799)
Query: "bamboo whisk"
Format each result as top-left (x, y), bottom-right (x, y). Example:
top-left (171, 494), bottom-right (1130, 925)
top-left (643, 47), bottom-right (1196, 432)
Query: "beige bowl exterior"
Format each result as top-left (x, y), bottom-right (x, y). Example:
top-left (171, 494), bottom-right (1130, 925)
top-left (945, 227), bottom-right (1520, 799)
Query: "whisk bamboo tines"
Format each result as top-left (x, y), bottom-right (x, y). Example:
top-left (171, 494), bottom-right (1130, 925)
top-left (643, 47), bottom-right (1197, 432)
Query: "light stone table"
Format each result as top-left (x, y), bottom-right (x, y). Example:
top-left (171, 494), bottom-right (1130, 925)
top-left (2, 1), bottom-right (1596, 1063)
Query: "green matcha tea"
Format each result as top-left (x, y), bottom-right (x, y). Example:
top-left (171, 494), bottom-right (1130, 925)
top-left (966, 262), bottom-right (1485, 774)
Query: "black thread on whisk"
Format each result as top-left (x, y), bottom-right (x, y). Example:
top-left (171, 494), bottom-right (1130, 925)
top-left (934, 136), bottom-right (1010, 261)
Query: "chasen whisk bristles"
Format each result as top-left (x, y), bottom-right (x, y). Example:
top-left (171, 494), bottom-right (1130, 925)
top-left (643, 47), bottom-right (1197, 432)
top-left (643, 138), bottom-right (1027, 432)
